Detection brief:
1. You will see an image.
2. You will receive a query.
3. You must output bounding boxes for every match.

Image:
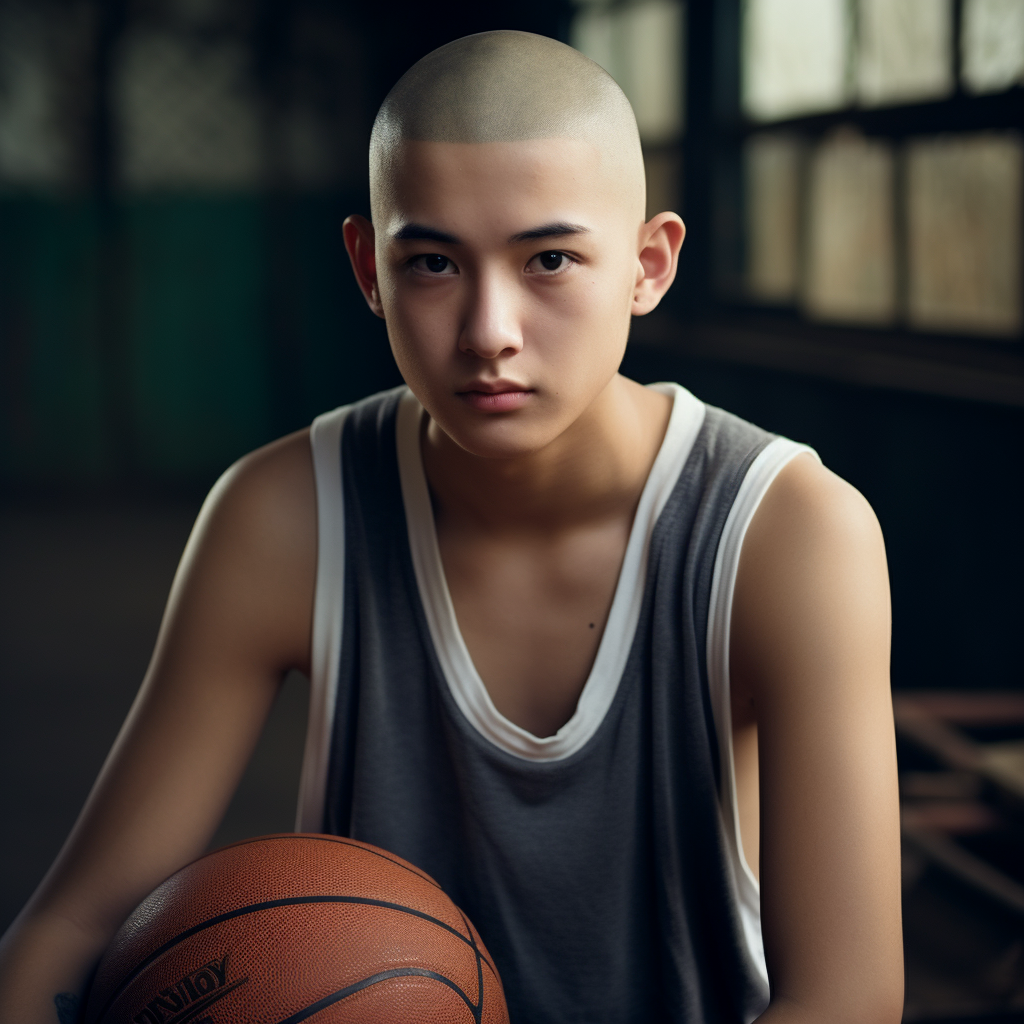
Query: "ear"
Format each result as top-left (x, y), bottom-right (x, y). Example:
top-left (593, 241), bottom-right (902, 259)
top-left (343, 214), bottom-right (385, 319)
top-left (632, 212), bottom-right (686, 316)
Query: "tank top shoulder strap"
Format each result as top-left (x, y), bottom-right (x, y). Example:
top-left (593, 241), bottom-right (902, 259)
top-left (698, 406), bottom-right (820, 988)
top-left (296, 401), bottom-right (353, 831)
top-left (297, 386), bottom-right (409, 830)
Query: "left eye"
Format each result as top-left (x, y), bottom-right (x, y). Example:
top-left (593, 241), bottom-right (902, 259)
top-left (528, 251), bottom-right (570, 273)
top-left (410, 254), bottom-right (456, 274)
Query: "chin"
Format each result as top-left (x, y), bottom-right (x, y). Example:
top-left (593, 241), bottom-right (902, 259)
top-left (437, 412), bottom-right (566, 461)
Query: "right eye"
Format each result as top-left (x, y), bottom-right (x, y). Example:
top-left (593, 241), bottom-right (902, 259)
top-left (410, 254), bottom-right (457, 275)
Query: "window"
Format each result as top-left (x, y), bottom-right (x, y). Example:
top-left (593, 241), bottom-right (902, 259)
top-left (906, 133), bottom-right (1022, 334)
top-left (740, 0), bottom-right (1023, 339)
top-left (742, 0), bottom-right (851, 119)
top-left (962, 0), bottom-right (1024, 93)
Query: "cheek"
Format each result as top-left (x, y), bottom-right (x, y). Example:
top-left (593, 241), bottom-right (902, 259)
top-left (378, 273), bottom-right (447, 363)
top-left (579, 247), bottom-right (639, 312)
top-left (540, 258), bottom-right (635, 349)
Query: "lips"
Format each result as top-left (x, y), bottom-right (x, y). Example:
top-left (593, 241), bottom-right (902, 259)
top-left (457, 380), bottom-right (533, 413)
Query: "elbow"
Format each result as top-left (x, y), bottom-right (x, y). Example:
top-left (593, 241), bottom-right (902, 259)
top-left (847, 986), bottom-right (904, 1024)
top-left (764, 979), bottom-right (904, 1024)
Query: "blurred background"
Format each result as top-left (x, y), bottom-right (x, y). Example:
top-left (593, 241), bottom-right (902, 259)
top-left (1, 0), bottom-right (1022, 1020)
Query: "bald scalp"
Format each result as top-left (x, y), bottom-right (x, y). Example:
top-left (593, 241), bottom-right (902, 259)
top-left (370, 30), bottom-right (645, 220)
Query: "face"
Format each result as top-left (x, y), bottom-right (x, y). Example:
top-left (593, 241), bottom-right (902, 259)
top-left (367, 137), bottom-right (647, 460)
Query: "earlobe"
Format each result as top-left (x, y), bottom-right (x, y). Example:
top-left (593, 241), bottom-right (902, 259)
top-left (342, 215), bottom-right (386, 319)
top-left (632, 213), bottom-right (686, 316)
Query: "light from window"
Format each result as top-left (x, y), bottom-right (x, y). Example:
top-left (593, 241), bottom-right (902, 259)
top-left (802, 130), bottom-right (896, 324)
top-left (742, 0), bottom-right (851, 121)
top-left (0, 5), bottom-right (72, 188)
top-left (962, 0), bottom-right (1024, 93)
top-left (623, 1), bottom-right (685, 144)
top-left (571, 4), bottom-right (617, 86)
top-left (116, 30), bottom-right (262, 190)
top-left (907, 133), bottom-right (1023, 335)
top-left (857, 0), bottom-right (954, 106)
top-left (571, 1), bottom-right (684, 145)
top-left (744, 132), bottom-right (803, 301)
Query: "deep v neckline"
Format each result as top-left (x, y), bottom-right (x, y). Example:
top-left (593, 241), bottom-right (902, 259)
top-left (395, 383), bottom-right (706, 761)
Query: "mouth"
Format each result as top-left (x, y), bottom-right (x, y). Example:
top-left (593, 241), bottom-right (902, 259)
top-left (456, 380), bottom-right (534, 413)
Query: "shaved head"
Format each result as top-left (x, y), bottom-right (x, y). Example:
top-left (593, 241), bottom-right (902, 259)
top-left (370, 30), bottom-right (646, 221)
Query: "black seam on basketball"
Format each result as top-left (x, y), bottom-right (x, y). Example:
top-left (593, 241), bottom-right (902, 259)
top-left (218, 834), bottom-right (445, 892)
top-left (271, 968), bottom-right (477, 1024)
top-left (472, 930), bottom-right (484, 1022)
top-left (95, 897), bottom-right (475, 1023)
top-left (456, 906), bottom-right (485, 1022)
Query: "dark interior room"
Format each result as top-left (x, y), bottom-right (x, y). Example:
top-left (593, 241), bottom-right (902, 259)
top-left (1, 1), bottom-right (1022, 1020)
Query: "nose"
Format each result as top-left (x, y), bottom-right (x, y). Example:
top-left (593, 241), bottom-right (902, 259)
top-left (458, 270), bottom-right (524, 360)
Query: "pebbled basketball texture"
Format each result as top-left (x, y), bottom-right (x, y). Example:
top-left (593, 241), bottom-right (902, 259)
top-left (83, 833), bottom-right (509, 1024)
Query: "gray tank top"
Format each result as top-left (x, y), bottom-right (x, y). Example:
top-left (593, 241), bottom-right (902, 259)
top-left (295, 384), bottom-right (816, 1024)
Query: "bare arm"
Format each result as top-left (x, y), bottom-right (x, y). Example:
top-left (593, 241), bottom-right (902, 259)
top-left (731, 455), bottom-right (903, 1024)
top-left (0, 430), bottom-right (317, 1024)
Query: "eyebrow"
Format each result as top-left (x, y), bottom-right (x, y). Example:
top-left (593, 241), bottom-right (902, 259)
top-left (508, 222), bottom-right (589, 244)
top-left (391, 221), bottom-right (590, 246)
top-left (392, 223), bottom-right (461, 244)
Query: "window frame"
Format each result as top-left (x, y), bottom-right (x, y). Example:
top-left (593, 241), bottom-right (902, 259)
top-left (656, 0), bottom-right (1024, 406)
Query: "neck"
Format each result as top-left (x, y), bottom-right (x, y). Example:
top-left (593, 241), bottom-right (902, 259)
top-left (421, 374), bottom-right (672, 536)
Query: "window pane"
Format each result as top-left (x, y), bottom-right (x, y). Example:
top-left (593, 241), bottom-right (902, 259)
top-left (803, 130), bottom-right (896, 324)
top-left (743, 0), bottom-right (851, 121)
top-left (745, 132), bottom-right (803, 301)
top-left (962, 0), bottom-right (1024, 93)
top-left (571, 1), bottom-right (684, 144)
top-left (0, 5), bottom-right (73, 187)
top-left (857, 0), bottom-right (954, 106)
top-left (116, 30), bottom-right (262, 190)
top-left (570, 7), bottom-right (617, 83)
top-left (623, 1), bottom-right (685, 144)
top-left (906, 133), bottom-right (1023, 335)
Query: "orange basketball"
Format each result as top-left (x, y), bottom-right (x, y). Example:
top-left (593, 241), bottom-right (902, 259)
top-left (83, 833), bottom-right (509, 1024)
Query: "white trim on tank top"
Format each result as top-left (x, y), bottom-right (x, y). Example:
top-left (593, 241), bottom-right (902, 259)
top-left (395, 382), bottom-right (706, 761)
top-left (705, 437), bottom-right (820, 1003)
top-left (295, 402), bottom-right (352, 833)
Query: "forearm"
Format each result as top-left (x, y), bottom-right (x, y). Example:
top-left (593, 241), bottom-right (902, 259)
top-left (0, 906), bottom-right (110, 1024)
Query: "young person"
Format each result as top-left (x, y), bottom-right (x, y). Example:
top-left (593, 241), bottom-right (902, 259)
top-left (0, 31), bottom-right (902, 1024)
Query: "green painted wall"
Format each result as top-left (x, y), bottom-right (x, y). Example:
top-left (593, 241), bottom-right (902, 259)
top-left (0, 192), bottom-right (398, 487)
top-left (126, 196), bottom-right (271, 477)
top-left (0, 198), bottom-right (106, 481)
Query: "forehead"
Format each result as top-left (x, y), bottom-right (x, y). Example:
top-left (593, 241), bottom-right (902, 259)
top-left (374, 138), bottom-right (639, 239)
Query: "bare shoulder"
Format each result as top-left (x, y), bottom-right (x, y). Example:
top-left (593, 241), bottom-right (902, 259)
top-left (731, 452), bottom-right (890, 702)
top-left (200, 427), bottom-right (316, 554)
top-left (748, 452), bottom-right (883, 560)
top-left (740, 452), bottom-right (886, 600)
top-left (166, 427), bottom-right (317, 677)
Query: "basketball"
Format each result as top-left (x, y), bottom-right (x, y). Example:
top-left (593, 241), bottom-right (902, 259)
top-left (82, 833), bottom-right (509, 1024)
